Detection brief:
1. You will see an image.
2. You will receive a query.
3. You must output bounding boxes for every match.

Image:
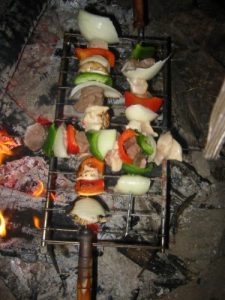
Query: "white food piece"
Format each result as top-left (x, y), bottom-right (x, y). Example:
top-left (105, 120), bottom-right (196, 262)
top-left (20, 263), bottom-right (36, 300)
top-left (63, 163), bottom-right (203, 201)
top-left (127, 78), bottom-right (148, 95)
top-left (78, 10), bottom-right (119, 44)
top-left (114, 175), bottom-right (151, 195)
top-left (154, 131), bottom-right (182, 165)
top-left (97, 129), bottom-right (117, 158)
top-left (77, 165), bottom-right (101, 180)
top-left (126, 120), bottom-right (158, 137)
top-left (126, 120), bottom-right (142, 131)
top-left (141, 121), bottom-right (158, 137)
top-left (87, 38), bottom-right (109, 49)
top-left (70, 81), bottom-right (122, 100)
top-left (154, 131), bottom-right (173, 165)
top-left (80, 55), bottom-right (110, 71)
top-left (53, 123), bottom-right (69, 158)
top-left (70, 197), bottom-right (106, 225)
top-left (82, 106), bottom-right (109, 131)
top-left (122, 56), bottom-right (169, 81)
top-left (167, 139), bottom-right (182, 162)
top-left (105, 141), bottom-right (122, 172)
top-left (125, 104), bottom-right (158, 123)
top-left (79, 61), bottom-right (109, 75)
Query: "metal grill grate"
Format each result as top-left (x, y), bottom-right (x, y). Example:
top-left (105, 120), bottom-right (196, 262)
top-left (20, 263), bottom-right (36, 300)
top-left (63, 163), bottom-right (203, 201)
top-left (41, 32), bottom-right (171, 251)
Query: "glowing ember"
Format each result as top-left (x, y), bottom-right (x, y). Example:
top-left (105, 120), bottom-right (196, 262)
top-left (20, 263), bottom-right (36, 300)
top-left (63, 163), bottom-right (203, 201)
top-left (32, 180), bottom-right (45, 197)
top-left (0, 211), bottom-right (7, 237)
top-left (50, 192), bottom-right (56, 201)
top-left (33, 215), bottom-right (41, 229)
top-left (0, 130), bottom-right (20, 165)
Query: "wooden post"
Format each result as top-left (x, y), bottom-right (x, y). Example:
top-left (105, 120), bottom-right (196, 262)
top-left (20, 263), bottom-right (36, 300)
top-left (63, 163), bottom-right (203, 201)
top-left (77, 228), bottom-right (93, 300)
top-left (133, 0), bottom-right (145, 30)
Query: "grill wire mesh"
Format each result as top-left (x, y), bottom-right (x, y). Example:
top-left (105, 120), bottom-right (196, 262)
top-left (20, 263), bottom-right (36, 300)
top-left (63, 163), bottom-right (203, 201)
top-left (41, 32), bottom-right (171, 250)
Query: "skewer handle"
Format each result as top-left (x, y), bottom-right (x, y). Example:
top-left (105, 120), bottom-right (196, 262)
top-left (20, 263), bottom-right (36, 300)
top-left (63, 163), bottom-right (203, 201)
top-left (133, 0), bottom-right (145, 30)
top-left (77, 228), bottom-right (93, 300)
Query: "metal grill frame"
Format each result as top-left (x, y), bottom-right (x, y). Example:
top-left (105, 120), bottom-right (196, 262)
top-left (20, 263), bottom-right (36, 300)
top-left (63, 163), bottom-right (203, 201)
top-left (41, 32), bottom-right (171, 251)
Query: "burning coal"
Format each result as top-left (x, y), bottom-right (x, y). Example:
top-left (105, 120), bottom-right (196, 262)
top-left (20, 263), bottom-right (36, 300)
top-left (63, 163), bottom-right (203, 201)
top-left (0, 129), bottom-right (21, 165)
top-left (31, 180), bottom-right (45, 197)
top-left (33, 215), bottom-right (41, 229)
top-left (0, 210), bottom-right (7, 237)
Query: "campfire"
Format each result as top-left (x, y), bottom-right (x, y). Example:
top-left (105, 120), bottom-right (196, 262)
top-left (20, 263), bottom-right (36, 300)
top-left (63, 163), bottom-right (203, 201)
top-left (1, 0), bottom-right (224, 299)
top-left (0, 7), bottom-right (176, 298)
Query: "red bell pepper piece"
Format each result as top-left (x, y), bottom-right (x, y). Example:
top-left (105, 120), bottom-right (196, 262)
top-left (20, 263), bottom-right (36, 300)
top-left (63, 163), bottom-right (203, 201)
top-left (75, 179), bottom-right (105, 196)
top-left (37, 116), bottom-right (52, 126)
top-left (118, 129), bottom-right (136, 164)
top-left (75, 48), bottom-right (115, 67)
top-left (124, 91), bottom-right (163, 112)
top-left (78, 156), bottom-right (105, 176)
top-left (66, 124), bottom-right (80, 154)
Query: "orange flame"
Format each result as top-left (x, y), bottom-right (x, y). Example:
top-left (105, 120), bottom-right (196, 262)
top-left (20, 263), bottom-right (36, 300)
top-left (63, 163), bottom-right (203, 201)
top-left (33, 215), bottom-right (41, 229)
top-left (0, 211), bottom-right (7, 237)
top-left (32, 180), bottom-right (45, 197)
top-left (0, 130), bottom-right (19, 165)
top-left (50, 192), bottom-right (56, 201)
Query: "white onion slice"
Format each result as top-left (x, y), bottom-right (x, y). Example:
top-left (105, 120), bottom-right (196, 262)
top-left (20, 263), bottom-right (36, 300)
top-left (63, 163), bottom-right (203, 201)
top-left (78, 10), bottom-right (119, 44)
top-left (114, 175), bottom-right (150, 195)
top-left (70, 81), bottom-right (122, 99)
top-left (97, 129), bottom-right (117, 158)
top-left (122, 56), bottom-right (169, 80)
top-left (53, 123), bottom-right (68, 158)
top-left (70, 197), bottom-right (106, 224)
top-left (80, 55), bottom-right (110, 70)
top-left (125, 104), bottom-right (158, 122)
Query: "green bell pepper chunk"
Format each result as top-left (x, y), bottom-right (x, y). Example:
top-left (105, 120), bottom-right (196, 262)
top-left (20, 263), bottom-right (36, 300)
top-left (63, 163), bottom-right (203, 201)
top-left (122, 163), bottom-right (153, 175)
top-left (130, 43), bottom-right (155, 60)
top-left (43, 123), bottom-right (57, 156)
top-left (136, 134), bottom-right (154, 155)
top-left (86, 130), bottom-right (104, 160)
top-left (74, 72), bottom-right (113, 86)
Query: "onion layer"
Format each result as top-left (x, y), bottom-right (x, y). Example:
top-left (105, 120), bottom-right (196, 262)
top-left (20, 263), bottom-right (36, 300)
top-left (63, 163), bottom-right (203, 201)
top-left (70, 81), bottom-right (122, 99)
top-left (70, 197), bottom-right (106, 224)
top-left (80, 55), bottom-right (110, 70)
top-left (97, 129), bottom-right (117, 158)
top-left (125, 104), bottom-right (158, 122)
top-left (78, 10), bottom-right (119, 44)
top-left (53, 123), bottom-right (69, 158)
top-left (114, 175), bottom-right (151, 195)
top-left (122, 56), bottom-right (169, 81)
